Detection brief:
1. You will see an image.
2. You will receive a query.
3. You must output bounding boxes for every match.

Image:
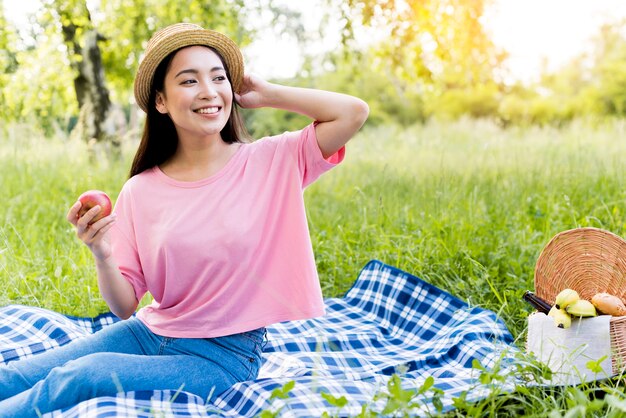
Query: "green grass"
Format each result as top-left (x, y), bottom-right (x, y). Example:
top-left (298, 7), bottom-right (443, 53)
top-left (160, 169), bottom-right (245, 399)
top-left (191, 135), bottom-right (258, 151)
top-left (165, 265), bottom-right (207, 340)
top-left (1, 118), bottom-right (626, 415)
top-left (310, 119), bottom-right (626, 336)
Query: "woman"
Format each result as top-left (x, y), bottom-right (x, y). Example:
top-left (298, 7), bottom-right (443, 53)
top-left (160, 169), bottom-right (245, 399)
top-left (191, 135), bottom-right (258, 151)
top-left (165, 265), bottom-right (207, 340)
top-left (0, 22), bottom-right (368, 416)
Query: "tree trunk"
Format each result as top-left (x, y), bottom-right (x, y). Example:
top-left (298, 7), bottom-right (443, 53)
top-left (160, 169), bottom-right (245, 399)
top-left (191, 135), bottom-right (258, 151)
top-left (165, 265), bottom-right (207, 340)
top-left (58, 6), bottom-right (122, 156)
top-left (72, 29), bottom-right (111, 140)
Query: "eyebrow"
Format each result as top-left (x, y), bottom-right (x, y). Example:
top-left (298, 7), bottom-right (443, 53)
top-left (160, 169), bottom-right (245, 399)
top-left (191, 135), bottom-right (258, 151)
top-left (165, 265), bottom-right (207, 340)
top-left (174, 67), bottom-right (225, 78)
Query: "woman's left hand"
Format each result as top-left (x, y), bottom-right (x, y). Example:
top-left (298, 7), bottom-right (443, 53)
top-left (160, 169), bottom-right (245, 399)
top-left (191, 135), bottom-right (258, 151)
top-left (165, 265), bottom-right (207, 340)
top-left (235, 73), bottom-right (272, 109)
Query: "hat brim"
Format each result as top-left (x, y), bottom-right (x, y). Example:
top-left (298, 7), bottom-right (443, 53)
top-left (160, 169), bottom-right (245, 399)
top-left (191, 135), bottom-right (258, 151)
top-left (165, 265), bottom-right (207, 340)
top-left (134, 27), bottom-right (243, 113)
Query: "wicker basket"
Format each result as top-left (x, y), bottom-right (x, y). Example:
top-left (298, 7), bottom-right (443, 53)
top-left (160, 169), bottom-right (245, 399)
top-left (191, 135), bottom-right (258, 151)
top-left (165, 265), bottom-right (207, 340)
top-left (534, 227), bottom-right (626, 375)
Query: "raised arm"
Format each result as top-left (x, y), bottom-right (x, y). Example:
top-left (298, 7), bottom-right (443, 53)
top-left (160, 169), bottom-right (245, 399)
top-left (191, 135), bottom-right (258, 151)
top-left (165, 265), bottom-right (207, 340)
top-left (236, 74), bottom-right (369, 158)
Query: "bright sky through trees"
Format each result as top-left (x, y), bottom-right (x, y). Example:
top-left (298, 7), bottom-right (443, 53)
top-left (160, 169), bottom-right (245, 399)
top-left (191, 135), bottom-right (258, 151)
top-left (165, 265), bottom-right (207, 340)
top-left (4, 0), bottom-right (626, 81)
top-left (484, 0), bottom-right (626, 82)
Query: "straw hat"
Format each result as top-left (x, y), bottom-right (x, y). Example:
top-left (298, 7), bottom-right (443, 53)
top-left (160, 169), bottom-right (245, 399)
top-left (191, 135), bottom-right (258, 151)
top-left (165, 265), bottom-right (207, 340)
top-left (133, 23), bottom-right (244, 113)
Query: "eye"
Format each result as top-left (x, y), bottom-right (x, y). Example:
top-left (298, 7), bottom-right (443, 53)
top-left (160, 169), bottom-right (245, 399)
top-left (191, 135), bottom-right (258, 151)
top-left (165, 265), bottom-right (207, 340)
top-left (213, 75), bottom-right (227, 82)
top-left (180, 79), bottom-right (197, 85)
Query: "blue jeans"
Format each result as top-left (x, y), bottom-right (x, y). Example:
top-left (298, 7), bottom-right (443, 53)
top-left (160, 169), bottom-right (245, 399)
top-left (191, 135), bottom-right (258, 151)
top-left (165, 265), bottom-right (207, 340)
top-left (0, 318), bottom-right (265, 417)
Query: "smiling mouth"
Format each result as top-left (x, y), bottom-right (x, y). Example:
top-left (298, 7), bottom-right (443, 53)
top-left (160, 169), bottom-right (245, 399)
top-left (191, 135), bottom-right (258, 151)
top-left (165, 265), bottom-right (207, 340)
top-left (194, 107), bottom-right (220, 114)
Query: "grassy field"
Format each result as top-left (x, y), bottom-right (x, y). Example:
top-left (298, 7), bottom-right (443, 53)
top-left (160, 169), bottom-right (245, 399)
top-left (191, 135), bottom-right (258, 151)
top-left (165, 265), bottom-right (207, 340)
top-left (1, 118), bottom-right (626, 415)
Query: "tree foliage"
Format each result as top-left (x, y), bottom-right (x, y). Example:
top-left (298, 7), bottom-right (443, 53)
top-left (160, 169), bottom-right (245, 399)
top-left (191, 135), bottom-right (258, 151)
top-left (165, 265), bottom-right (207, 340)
top-left (503, 18), bottom-right (626, 126)
top-left (588, 21), bottom-right (626, 116)
top-left (2, 1), bottom-right (626, 135)
top-left (308, 0), bottom-right (507, 123)
top-left (0, 2), bottom-right (18, 82)
top-left (2, 3), bottom-right (77, 134)
top-left (335, 0), bottom-right (507, 87)
top-left (310, 1), bottom-right (626, 126)
top-left (95, 0), bottom-right (251, 105)
top-left (0, 2), bottom-right (23, 123)
top-left (2, 0), bottom-right (256, 134)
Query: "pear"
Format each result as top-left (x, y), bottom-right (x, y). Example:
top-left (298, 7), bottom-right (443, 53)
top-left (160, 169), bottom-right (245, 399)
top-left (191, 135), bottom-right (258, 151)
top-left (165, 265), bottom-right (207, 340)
top-left (548, 305), bottom-right (572, 329)
top-left (565, 299), bottom-right (597, 317)
top-left (554, 288), bottom-right (579, 310)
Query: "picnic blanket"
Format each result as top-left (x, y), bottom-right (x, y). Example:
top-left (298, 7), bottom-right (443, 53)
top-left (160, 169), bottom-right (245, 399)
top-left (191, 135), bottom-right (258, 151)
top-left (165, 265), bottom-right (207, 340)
top-left (0, 260), bottom-right (520, 417)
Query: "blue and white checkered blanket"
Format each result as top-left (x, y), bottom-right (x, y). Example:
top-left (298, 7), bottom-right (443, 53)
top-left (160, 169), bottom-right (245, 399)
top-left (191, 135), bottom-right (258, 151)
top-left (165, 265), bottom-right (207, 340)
top-left (0, 260), bottom-right (520, 417)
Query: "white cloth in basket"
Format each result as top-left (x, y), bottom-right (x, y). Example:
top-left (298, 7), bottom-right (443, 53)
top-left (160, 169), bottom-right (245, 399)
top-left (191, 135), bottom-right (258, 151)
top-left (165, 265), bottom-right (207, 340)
top-left (527, 312), bottom-right (612, 385)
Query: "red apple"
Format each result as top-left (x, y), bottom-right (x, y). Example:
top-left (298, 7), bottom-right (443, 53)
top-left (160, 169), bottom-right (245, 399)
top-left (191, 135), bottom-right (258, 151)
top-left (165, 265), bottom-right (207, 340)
top-left (77, 190), bottom-right (112, 224)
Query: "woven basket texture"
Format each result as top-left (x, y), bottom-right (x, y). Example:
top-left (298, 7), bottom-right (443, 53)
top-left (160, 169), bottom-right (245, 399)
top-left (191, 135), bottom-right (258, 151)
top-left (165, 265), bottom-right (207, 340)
top-left (534, 227), bottom-right (626, 374)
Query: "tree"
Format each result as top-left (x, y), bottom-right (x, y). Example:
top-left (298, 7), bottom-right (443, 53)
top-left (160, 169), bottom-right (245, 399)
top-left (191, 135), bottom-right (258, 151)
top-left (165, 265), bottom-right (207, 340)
top-left (95, 0), bottom-right (251, 107)
top-left (305, 0), bottom-right (508, 123)
top-left (2, 0), bottom-right (263, 140)
top-left (0, 1), bottom-right (19, 125)
top-left (38, 0), bottom-right (118, 148)
top-left (3, 2), bottom-right (78, 134)
top-left (589, 20), bottom-right (626, 117)
top-left (335, 0), bottom-right (506, 88)
top-left (525, 18), bottom-right (626, 124)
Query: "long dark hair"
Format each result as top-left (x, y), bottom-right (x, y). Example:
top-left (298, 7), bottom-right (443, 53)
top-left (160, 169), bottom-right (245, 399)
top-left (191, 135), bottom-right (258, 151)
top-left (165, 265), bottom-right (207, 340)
top-left (129, 46), bottom-right (249, 178)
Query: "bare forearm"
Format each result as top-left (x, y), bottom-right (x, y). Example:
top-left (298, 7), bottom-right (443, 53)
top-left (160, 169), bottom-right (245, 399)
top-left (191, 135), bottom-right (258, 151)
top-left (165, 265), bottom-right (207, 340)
top-left (94, 256), bottom-right (138, 319)
top-left (238, 76), bottom-right (369, 158)
top-left (264, 85), bottom-right (369, 157)
top-left (262, 84), bottom-right (365, 123)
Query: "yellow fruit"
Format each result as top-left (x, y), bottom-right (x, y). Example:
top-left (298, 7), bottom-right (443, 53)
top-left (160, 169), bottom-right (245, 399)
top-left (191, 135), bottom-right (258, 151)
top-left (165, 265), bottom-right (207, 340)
top-left (548, 306), bottom-right (559, 318)
top-left (549, 306), bottom-right (572, 329)
top-left (555, 288), bottom-right (580, 310)
top-left (565, 299), bottom-right (597, 317)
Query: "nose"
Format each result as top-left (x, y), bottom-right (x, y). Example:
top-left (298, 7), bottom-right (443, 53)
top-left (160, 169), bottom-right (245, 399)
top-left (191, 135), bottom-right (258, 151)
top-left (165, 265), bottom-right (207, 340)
top-left (198, 79), bottom-right (218, 100)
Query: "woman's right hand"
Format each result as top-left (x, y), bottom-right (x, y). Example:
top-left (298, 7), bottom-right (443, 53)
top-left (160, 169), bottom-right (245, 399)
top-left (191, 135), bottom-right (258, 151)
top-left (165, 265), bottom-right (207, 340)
top-left (67, 201), bottom-right (117, 260)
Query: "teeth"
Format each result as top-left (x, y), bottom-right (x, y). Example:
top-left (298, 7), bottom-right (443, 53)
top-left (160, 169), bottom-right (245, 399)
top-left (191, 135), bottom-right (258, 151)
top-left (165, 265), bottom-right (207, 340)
top-left (196, 107), bottom-right (219, 114)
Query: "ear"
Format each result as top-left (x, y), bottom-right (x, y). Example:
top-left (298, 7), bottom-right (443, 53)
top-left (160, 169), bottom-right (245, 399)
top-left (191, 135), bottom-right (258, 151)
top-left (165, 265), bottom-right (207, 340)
top-left (155, 91), bottom-right (168, 114)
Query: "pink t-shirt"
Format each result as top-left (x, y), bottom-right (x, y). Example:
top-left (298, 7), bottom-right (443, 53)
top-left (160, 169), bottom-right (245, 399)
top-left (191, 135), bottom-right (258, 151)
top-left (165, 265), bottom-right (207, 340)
top-left (110, 124), bottom-right (344, 338)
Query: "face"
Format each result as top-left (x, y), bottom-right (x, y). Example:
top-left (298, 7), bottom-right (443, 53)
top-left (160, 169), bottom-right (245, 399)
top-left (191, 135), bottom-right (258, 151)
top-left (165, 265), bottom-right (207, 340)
top-left (155, 46), bottom-right (233, 141)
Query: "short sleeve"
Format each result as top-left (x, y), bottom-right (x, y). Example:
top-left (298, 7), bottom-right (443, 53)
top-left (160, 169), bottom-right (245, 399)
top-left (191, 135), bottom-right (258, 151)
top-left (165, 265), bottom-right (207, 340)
top-left (297, 123), bottom-right (345, 188)
top-left (110, 181), bottom-right (148, 302)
